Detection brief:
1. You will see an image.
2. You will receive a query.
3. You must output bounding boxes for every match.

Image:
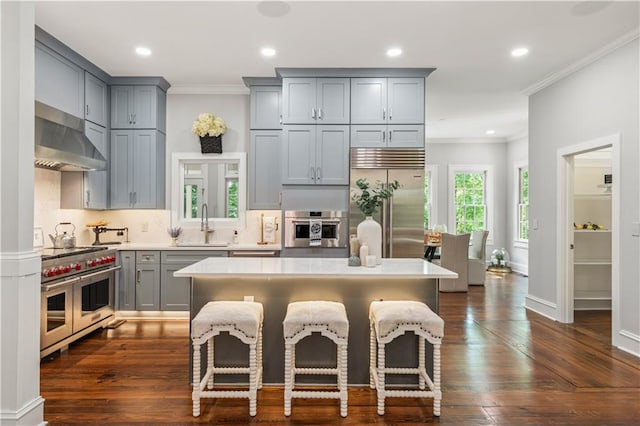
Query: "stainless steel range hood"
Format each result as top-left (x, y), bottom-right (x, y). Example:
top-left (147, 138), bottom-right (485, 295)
top-left (34, 101), bottom-right (106, 171)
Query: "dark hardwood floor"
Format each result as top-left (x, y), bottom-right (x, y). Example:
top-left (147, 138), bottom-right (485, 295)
top-left (41, 272), bottom-right (640, 425)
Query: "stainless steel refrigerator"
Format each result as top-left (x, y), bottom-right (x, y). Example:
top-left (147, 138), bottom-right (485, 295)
top-left (349, 148), bottom-right (425, 258)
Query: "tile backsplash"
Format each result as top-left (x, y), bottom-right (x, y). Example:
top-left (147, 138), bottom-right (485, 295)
top-left (34, 168), bottom-right (280, 247)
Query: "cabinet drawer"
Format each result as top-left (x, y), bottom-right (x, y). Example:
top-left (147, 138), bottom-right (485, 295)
top-left (161, 250), bottom-right (227, 264)
top-left (136, 251), bottom-right (160, 264)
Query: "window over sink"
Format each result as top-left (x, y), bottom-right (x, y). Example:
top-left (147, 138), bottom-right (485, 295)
top-left (171, 152), bottom-right (246, 229)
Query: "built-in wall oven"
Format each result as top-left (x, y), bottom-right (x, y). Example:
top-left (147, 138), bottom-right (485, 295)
top-left (283, 210), bottom-right (348, 248)
top-left (40, 247), bottom-right (118, 358)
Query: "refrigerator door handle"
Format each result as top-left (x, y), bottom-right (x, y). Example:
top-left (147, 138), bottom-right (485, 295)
top-left (388, 197), bottom-right (393, 258)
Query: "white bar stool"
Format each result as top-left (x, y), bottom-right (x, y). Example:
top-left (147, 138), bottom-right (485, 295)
top-left (191, 301), bottom-right (263, 417)
top-left (283, 301), bottom-right (349, 417)
top-left (369, 300), bottom-right (444, 416)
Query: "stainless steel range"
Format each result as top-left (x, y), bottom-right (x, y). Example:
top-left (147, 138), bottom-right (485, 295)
top-left (40, 246), bottom-right (119, 358)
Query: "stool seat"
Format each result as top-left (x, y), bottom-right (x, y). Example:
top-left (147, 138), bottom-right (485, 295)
top-left (369, 300), bottom-right (443, 343)
top-left (369, 300), bottom-right (444, 417)
top-left (283, 301), bottom-right (349, 418)
top-left (191, 301), bottom-right (264, 418)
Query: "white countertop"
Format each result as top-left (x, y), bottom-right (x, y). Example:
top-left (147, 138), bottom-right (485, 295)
top-left (174, 257), bottom-right (458, 279)
top-left (108, 243), bottom-right (281, 251)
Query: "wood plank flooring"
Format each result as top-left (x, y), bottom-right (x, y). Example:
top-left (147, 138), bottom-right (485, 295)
top-left (40, 272), bottom-right (640, 425)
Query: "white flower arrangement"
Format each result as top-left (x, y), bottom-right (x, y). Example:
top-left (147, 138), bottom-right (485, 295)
top-left (192, 113), bottom-right (227, 137)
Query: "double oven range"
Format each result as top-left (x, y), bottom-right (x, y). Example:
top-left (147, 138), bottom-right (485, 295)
top-left (40, 246), bottom-right (119, 358)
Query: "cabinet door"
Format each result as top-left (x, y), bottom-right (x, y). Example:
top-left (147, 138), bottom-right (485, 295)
top-left (160, 264), bottom-right (191, 311)
top-left (131, 130), bottom-right (158, 208)
top-left (282, 78), bottom-right (316, 124)
top-left (350, 78), bottom-right (387, 124)
top-left (111, 86), bottom-right (134, 128)
top-left (118, 251), bottom-right (136, 310)
top-left (132, 86), bottom-right (158, 129)
top-left (316, 78), bottom-right (350, 124)
top-left (110, 130), bottom-right (133, 208)
top-left (388, 125), bottom-right (425, 148)
top-left (387, 78), bottom-right (425, 124)
top-left (136, 264), bottom-right (160, 311)
top-left (250, 86), bottom-right (282, 129)
top-left (84, 122), bottom-right (108, 209)
top-left (316, 126), bottom-right (349, 185)
top-left (249, 131), bottom-right (282, 209)
top-left (84, 72), bottom-right (107, 127)
top-left (350, 125), bottom-right (387, 148)
top-left (282, 126), bottom-right (316, 184)
top-left (35, 43), bottom-right (84, 118)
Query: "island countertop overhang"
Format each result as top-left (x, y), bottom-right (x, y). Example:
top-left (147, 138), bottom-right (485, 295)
top-left (174, 257), bottom-right (458, 279)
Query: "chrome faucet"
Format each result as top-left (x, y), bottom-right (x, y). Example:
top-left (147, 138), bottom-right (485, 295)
top-left (201, 203), bottom-right (214, 244)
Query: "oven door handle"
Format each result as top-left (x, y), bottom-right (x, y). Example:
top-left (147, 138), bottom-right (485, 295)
top-left (290, 219), bottom-right (341, 224)
top-left (79, 265), bottom-right (122, 281)
top-left (42, 276), bottom-right (80, 292)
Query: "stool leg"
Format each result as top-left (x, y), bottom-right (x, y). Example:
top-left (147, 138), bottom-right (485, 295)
top-left (257, 325), bottom-right (263, 390)
top-left (369, 321), bottom-right (376, 389)
top-left (249, 342), bottom-right (257, 416)
top-left (377, 341), bottom-right (385, 416)
top-left (418, 336), bottom-right (426, 390)
top-left (207, 336), bottom-right (214, 389)
top-left (284, 342), bottom-right (293, 416)
top-left (339, 343), bottom-right (348, 417)
top-left (433, 342), bottom-right (442, 416)
top-left (192, 342), bottom-right (201, 417)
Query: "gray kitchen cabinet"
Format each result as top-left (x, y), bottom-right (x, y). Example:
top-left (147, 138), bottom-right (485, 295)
top-left (160, 251), bottom-right (228, 311)
top-left (350, 124), bottom-right (424, 148)
top-left (249, 131), bottom-right (282, 209)
top-left (250, 86), bottom-right (282, 129)
top-left (110, 130), bottom-right (165, 209)
top-left (282, 125), bottom-right (349, 185)
top-left (282, 78), bottom-right (350, 124)
top-left (118, 251), bottom-right (136, 311)
top-left (136, 251), bottom-right (160, 311)
top-left (111, 85), bottom-right (165, 130)
top-left (35, 42), bottom-right (84, 118)
top-left (351, 77), bottom-right (424, 124)
top-left (84, 71), bottom-right (108, 127)
top-left (60, 121), bottom-right (109, 209)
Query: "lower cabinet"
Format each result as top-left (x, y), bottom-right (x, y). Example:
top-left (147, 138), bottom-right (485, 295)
top-left (117, 250), bottom-right (228, 312)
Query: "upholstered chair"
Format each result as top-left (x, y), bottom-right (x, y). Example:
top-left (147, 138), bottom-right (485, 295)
top-left (468, 230), bottom-right (489, 285)
top-left (437, 233), bottom-right (470, 292)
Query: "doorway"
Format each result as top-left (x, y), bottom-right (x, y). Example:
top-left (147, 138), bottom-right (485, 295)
top-left (556, 134), bottom-right (620, 343)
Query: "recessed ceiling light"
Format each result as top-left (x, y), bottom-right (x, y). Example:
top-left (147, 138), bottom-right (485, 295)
top-left (386, 47), bottom-right (402, 57)
top-left (261, 47), bottom-right (276, 57)
top-left (511, 47), bottom-right (529, 57)
top-left (135, 46), bottom-right (152, 56)
top-left (486, 129), bottom-right (496, 135)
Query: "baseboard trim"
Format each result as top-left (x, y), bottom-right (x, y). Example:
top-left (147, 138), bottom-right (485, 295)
top-left (0, 396), bottom-right (45, 426)
top-left (115, 311), bottom-right (190, 320)
top-left (616, 329), bottom-right (640, 357)
top-left (508, 261), bottom-right (528, 276)
top-left (524, 294), bottom-right (557, 321)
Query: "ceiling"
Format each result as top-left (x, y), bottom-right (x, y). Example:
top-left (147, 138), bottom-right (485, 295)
top-left (34, 1), bottom-right (639, 141)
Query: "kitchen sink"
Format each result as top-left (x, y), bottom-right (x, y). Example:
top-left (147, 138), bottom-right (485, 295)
top-left (176, 242), bottom-right (229, 248)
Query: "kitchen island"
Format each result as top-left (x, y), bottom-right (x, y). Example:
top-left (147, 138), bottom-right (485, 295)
top-left (175, 257), bottom-right (457, 385)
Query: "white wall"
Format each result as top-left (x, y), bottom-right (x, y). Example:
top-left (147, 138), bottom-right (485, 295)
top-left (528, 38), bottom-right (639, 355)
top-left (426, 141), bottom-right (509, 257)
top-left (506, 136), bottom-right (529, 275)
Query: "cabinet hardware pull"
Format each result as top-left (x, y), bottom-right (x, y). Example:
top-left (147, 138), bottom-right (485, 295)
top-left (383, 108), bottom-right (386, 120)
top-left (383, 131), bottom-right (386, 142)
top-left (86, 190), bottom-right (90, 205)
top-left (279, 114), bottom-right (283, 125)
top-left (310, 167), bottom-right (316, 181)
top-left (311, 108), bottom-right (316, 119)
top-left (318, 108), bottom-right (323, 120)
top-left (86, 105), bottom-right (89, 115)
top-left (136, 270), bottom-right (141, 283)
top-left (128, 114), bottom-right (132, 125)
top-left (389, 108), bottom-right (393, 120)
top-left (133, 113), bottom-right (136, 124)
top-left (389, 130), bottom-right (392, 141)
top-left (317, 167), bottom-right (321, 181)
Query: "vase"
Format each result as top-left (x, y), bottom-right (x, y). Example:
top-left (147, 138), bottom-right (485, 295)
top-left (357, 216), bottom-right (382, 265)
top-left (171, 237), bottom-right (179, 246)
top-left (199, 135), bottom-right (222, 154)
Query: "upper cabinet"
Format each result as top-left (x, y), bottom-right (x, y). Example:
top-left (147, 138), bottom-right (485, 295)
top-left (35, 42), bottom-right (84, 118)
top-left (111, 85), bottom-right (166, 131)
top-left (351, 78), bottom-right (424, 124)
top-left (250, 86), bottom-right (282, 129)
top-left (84, 71), bottom-right (108, 127)
top-left (282, 78), bottom-right (350, 124)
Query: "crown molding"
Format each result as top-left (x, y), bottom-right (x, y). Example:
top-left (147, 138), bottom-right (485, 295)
top-left (168, 84), bottom-right (249, 95)
top-left (427, 137), bottom-right (508, 145)
top-left (523, 28), bottom-right (639, 96)
top-left (506, 130), bottom-right (528, 143)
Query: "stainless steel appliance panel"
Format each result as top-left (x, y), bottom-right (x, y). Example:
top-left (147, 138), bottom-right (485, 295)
top-left (283, 210), bottom-right (347, 248)
top-left (72, 266), bottom-right (117, 333)
top-left (40, 279), bottom-right (75, 349)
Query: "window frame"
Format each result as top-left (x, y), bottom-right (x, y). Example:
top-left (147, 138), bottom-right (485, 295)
top-left (514, 161), bottom-right (529, 247)
top-left (448, 164), bottom-right (493, 244)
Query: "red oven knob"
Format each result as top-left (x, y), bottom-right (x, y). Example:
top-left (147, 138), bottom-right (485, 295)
top-left (109, 256), bottom-right (116, 262)
top-left (55, 266), bottom-right (64, 275)
top-left (64, 265), bottom-right (72, 273)
top-left (75, 263), bottom-right (82, 271)
top-left (100, 257), bottom-right (107, 264)
top-left (87, 259), bottom-right (97, 267)
top-left (47, 269), bottom-right (56, 277)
